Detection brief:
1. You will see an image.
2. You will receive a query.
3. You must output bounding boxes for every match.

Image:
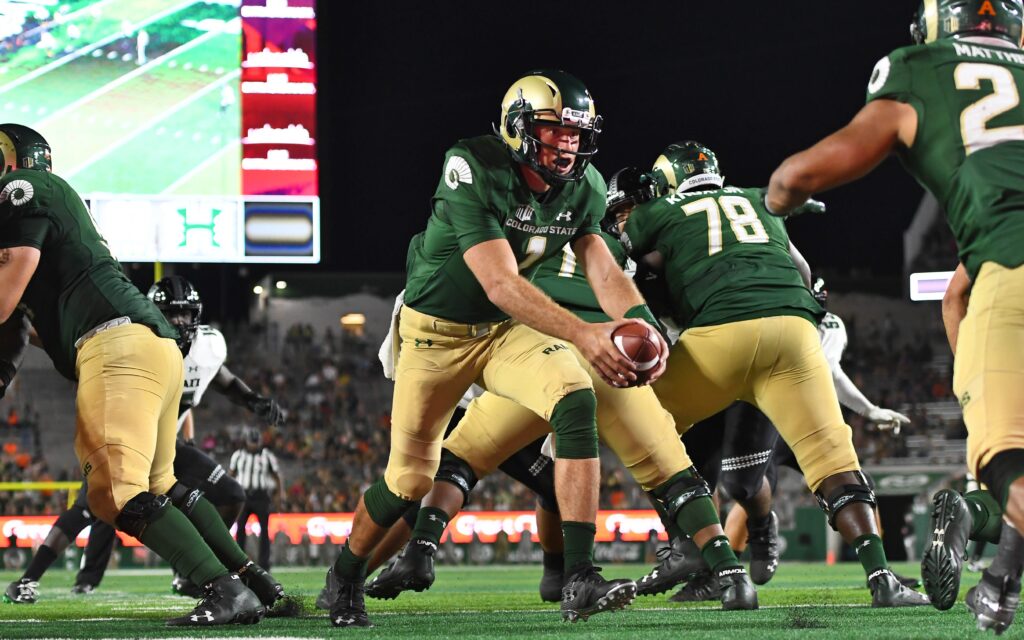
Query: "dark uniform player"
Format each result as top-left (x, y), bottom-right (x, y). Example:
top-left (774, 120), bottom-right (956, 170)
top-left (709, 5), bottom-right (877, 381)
top-left (359, 194), bottom-right (755, 611)
top-left (617, 140), bottom-right (928, 608)
top-left (0, 125), bottom-right (265, 626)
top-left (769, 0), bottom-right (1024, 631)
top-left (327, 70), bottom-right (669, 628)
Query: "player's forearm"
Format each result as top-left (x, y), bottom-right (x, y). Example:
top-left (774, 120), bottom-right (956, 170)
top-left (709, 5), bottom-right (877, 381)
top-left (486, 275), bottom-right (587, 343)
top-left (181, 411), bottom-right (195, 442)
top-left (832, 366), bottom-right (874, 416)
top-left (941, 264), bottom-right (970, 355)
top-left (788, 241), bottom-right (812, 288)
top-left (589, 267), bottom-right (645, 319)
top-left (215, 366), bottom-right (260, 408)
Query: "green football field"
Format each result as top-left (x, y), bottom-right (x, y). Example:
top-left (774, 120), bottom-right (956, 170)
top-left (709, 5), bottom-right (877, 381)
top-left (0, 562), bottom-right (1005, 639)
top-left (0, 0), bottom-right (241, 196)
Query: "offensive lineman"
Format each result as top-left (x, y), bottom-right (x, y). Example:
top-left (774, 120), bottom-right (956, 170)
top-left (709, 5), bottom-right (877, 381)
top-left (615, 140), bottom-right (929, 607)
top-left (0, 124), bottom-right (265, 626)
top-left (326, 70), bottom-right (669, 628)
top-left (768, 1), bottom-right (1024, 631)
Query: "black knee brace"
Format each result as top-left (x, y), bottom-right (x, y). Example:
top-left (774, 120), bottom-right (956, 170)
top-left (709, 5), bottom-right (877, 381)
top-left (434, 449), bottom-right (479, 503)
top-left (649, 469), bottom-right (712, 522)
top-left (814, 471), bottom-right (876, 530)
top-left (114, 492), bottom-right (171, 539)
top-left (401, 501), bottom-right (423, 529)
top-left (979, 449), bottom-right (1024, 507)
top-left (167, 482), bottom-right (204, 516)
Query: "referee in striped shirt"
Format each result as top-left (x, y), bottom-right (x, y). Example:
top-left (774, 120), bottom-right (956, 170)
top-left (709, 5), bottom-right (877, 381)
top-left (229, 427), bottom-right (284, 570)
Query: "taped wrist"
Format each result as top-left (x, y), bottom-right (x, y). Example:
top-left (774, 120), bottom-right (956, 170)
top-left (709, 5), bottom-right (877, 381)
top-left (364, 477), bottom-right (415, 528)
top-left (550, 389), bottom-right (598, 459)
top-left (814, 470), bottom-right (876, 530)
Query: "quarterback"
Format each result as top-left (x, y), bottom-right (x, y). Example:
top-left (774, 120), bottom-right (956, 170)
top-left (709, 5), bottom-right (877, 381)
top-left (326, 70), bottom-right (668, 628)
top-left (768, 0), bottom-right (1024, 631)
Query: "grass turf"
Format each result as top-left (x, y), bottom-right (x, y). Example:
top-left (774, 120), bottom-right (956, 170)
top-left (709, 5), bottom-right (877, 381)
top-left (0, 562), bottom-right (1001, 638)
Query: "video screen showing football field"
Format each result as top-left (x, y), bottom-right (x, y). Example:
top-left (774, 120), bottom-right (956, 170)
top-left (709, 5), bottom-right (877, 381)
top-left (0, 0), bottom-right (241, 196)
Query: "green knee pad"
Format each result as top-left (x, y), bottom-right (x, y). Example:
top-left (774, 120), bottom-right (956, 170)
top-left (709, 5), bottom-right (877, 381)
top-left (364, 478), bottom-right (414, 527)
top-left (550, 389), bottom-right (598, 460)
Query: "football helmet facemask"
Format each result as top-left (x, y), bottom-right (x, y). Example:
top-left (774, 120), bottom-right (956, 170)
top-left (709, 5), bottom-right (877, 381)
top-left (911, 0), bottom-right (1024, 45)
top-left (0, 123), bottom-right (51, 177)
top-left (497, 70), bottom-right (602, 184)
top-left (650, 141), bottom-right (724, 197)
top-left (602, 166), bottom-right (656, 237)
top-left (148, 276), bottom-right (203, 353)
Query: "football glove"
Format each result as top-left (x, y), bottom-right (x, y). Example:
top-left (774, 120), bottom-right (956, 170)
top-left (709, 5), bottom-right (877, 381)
top-left (249, 396), bottom-right (284, 427)
top-left (863, 405), bottom-right (910, 434)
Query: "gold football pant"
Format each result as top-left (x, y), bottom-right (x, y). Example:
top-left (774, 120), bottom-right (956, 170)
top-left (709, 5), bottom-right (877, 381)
top-left (385, 305), bottom-right (592, 501)
top-left (74, 324), bottom-right (184, 524)
top-left (954, 262), bottom-right (1024, 478)
top-left (655, 315), bottom-right (860, 492)
top-left (443, 344), bottom-right (690, 490)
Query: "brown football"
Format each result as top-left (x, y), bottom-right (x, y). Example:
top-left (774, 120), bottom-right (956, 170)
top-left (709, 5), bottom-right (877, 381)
top-left (611, 323), bottom-right (661, 386)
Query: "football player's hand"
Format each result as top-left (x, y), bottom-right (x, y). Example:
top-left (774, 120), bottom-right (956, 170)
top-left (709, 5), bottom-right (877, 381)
top-left (574, 320), bottom-right (638, 388)
top-left (864, 405), bottom-right (910, 434)
top-left (635, 319), bottom-right (670, 386)
top-left (760, 188), bottom-right (825, 218)
top-left (253, 397), bottom-right (284, 426)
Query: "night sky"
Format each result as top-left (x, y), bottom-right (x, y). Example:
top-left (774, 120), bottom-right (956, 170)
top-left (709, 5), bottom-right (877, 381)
top-left (167, 1), bottom-right (930, 320)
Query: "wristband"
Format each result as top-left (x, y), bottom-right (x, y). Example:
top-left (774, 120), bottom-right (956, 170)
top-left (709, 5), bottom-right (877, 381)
top-left (625, 304), bottom-right (668, 343)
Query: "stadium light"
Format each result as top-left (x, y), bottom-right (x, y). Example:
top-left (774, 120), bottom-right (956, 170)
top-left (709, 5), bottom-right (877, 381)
top-left (275, 280), bottom-right (287, 289)
top-left (253, 285), bottom-right (264, 295)
top-left (340, 313), bottom-right (366, 327)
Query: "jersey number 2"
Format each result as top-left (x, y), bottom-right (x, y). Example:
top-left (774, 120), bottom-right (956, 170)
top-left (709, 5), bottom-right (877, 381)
top-left (955, 62), bottom-right (1024, 155)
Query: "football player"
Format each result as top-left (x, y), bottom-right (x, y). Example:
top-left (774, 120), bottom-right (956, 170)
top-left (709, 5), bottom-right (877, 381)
top-left (0, 125), bottom-right (265, 626)
top-left (3, 275), bottom-right (290, 613)
top-left (352, 169), bottom-right (755, 613)
top-left (326, 70), bottom-right (669, 628)
top-left (615, 140), bottom-right (929, 607)
top-left (768, 0), bottom-right (1024, 630)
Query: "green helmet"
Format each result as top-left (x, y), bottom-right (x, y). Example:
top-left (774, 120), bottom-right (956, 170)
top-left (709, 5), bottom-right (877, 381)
top-left (0, 123), bottom-right (51, 177)
top-left (911, 0), bottom-right (1024, 45)
top-left (496, 69), bottom-right (602, 184)
top-left (650, 141), bottom-right (723, 196)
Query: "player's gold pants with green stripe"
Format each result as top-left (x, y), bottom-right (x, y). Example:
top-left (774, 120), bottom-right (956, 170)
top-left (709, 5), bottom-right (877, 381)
top-left (386, 305), bottom-right (592, 501)
top-left (954, 262), bottom-right (1024, 477)
top-left (655, 315), bottom-right (860, 492)
top-left (74, 324), bottom-right (184, 524)
top-left (443, 344), bottom-right (691, 490)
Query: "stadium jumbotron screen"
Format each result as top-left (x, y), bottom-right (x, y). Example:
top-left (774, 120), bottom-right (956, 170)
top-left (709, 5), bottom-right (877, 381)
top-left (0, 0), bottom-right (319, 263)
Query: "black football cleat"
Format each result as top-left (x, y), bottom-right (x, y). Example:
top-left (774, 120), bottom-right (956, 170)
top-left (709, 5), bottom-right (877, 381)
top-left (70, 583), bottom-right (97, 595)
top-left (668, 570), bottom-right (718, 603)
top-left (966, 572), bottom-right (1020, 635)
top-left (869, 569), bottom-right (930, 608)
top-left (316, 566), bottom-right (339, 610)
top-left (365, 538), bottom-right (436, 600)
top-left (238, 560), bottom-right (299, 617)
top-left (718, 567), bottom-right (759, 610)
top-left (165, 573), bottom-right (265, 626)
top-left (636, 537), bottom-right (706, 596)
top-left (330, 579), bottom-right (373, 628)
top-left (561, 565), bottom-right (636, 622)
top-left (921, 489), bottom-right (971, 610)
top-left (748, 512), bottom-right (780, 585)
top-left (3, 579), bottom-right (38, 604)
top-left (171, 574), bottom-right (204, 599)
top-left (540, 566), bottom-right (564, 603)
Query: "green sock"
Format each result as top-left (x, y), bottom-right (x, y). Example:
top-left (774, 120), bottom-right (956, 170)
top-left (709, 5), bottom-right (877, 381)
top-left (561, 521), bottom-right (596, 573)
top-left (183, 495), bottom-right (250, 572)
top-left (139, 505), bottom-right (226, 586)
top-left (700, 535), bottom-right (741, 573)
top-left (333, 541), bottom-right (368, 582)
top-left (410, 507), bottom-right (449, 546)
top-left (676, 495), bottom-right (722, 538)
top-left (853, 534), bottom-right (888, 575)
top-left (965, 489), bottom-right (1004, 544)
top-left (543, 551), bottom-right (564, 573)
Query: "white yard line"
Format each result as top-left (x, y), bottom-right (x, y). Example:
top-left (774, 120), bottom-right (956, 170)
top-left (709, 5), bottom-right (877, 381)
top-left (160, 137), bottom-right (241, 194)
top-left (0, 0), bottom-right (199, 96)
top-left (65, 69), bottom-right (241, 179)
top-left (36, 23), bottom-right (233, 128)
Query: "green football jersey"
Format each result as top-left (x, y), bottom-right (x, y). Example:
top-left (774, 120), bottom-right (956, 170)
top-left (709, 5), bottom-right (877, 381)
top-left (866, 39), bottom-right (1024, 280)
top-left (403, 135), bottom-right (606, 324)
top-left (532, 231), bottom-right (626, 323)
top-left (621, 185), bottom-right (822, 330)
top-left (0, 170), bottom-right (177, 381)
